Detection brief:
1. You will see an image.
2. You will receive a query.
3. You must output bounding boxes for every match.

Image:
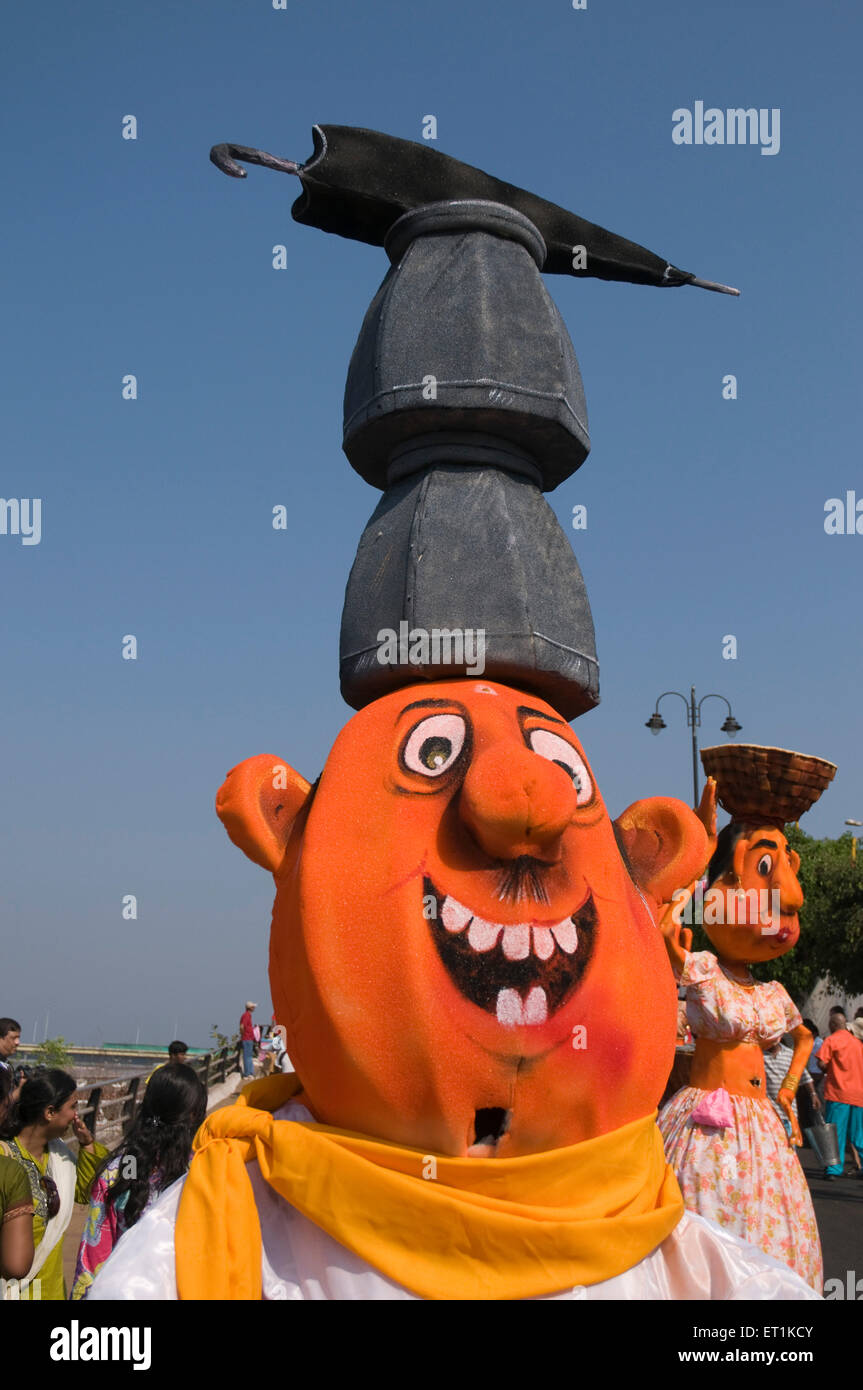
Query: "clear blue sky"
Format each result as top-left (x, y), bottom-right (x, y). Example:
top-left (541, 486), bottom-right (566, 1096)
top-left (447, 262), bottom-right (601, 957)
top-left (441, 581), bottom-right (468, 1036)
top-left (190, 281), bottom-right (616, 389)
top-left (3, 0), bottom-right (861, 1048)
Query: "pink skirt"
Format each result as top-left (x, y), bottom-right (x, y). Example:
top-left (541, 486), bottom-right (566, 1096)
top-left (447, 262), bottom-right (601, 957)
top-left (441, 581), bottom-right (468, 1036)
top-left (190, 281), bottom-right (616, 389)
top-left (659, 1086), bottom-right (822, 1292)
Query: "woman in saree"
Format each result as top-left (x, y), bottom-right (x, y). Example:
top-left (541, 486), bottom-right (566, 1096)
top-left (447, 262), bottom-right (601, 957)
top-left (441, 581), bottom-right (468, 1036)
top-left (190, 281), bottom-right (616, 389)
top-left (0, 1069), bottom-right (107, 1299)
top-left (71, 1062), bottom-right (206, 1299)
top-left (0, 1067), bottom-right (34, 1282)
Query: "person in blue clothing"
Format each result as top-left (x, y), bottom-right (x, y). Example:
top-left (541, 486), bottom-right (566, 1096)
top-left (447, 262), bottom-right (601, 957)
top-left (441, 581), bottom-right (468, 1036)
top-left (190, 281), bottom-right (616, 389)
top-left (802, 1017), bottom-right (824, 1102)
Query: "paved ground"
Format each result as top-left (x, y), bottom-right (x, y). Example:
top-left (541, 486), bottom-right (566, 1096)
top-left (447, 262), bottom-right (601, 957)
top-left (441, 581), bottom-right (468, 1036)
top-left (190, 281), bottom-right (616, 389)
top-left (798, 1143), bottom-right (863, 1288)
top-left (61, 1103), bottom-right (861, 1297)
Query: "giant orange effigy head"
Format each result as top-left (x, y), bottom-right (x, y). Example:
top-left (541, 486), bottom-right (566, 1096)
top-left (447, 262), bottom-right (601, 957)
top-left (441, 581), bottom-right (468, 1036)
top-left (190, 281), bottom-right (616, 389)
top-left (700, 823), bottom-right (804, 962)
top-left (696, 743), bottom-right (837, 966)
top-left (217, 678), bottom-right (710, 1158)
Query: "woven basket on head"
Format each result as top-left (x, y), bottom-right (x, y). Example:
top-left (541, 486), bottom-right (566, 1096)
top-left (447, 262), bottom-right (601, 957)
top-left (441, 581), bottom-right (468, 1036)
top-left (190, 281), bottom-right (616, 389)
top-left (700, 744), bottom-right (837, 826)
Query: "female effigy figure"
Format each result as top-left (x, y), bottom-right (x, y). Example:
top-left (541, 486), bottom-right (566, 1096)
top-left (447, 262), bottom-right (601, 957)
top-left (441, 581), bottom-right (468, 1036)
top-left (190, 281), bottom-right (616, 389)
top-left (659, 744), bottom-right (836, 1292)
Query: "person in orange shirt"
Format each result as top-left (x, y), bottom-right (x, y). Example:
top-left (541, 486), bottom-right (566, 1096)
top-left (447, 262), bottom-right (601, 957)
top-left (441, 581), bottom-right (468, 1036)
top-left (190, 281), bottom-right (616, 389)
top-left (817, 1013), bottom-right (863, 1179)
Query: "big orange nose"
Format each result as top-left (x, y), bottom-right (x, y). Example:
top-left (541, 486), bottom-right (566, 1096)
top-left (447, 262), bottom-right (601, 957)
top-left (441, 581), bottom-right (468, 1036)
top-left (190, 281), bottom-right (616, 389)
top-left (775, 858), bottom-right (804, 915)
top-left (459, 744), bottom-right (577, 861)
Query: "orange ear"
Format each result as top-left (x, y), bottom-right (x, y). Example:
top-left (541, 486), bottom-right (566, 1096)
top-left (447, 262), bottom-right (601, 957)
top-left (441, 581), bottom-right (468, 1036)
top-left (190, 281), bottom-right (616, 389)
top-left (614, 797), bottom-right (710, 907)
top-left (216, 755), bottom-right (311, 872)
top-left (696, 777), bottom-right (718, 860)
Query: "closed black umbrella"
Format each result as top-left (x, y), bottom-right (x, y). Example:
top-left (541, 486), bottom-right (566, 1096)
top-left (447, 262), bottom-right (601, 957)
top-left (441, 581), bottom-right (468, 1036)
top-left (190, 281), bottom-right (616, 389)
top-left (210, 124), bottom-right (738, 294)
top-left (208, 124), bottom-right (738, 717)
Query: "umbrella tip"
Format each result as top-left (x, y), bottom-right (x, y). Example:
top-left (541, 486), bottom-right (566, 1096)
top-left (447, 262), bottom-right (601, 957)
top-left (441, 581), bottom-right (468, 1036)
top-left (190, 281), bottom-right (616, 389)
top-left (663, 266), bottom-right (739, 296)
top-left (688, 275), bottom-right (740, 297)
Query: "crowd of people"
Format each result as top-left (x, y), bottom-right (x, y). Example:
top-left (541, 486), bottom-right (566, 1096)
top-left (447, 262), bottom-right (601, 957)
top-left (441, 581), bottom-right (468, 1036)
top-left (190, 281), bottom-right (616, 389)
top-left (807, 1006), bottom-right (863, 1179)
top-left (1, 996), bottom-right (859, 1299)
top-left (0, 1004), bottom-right (263, 1300)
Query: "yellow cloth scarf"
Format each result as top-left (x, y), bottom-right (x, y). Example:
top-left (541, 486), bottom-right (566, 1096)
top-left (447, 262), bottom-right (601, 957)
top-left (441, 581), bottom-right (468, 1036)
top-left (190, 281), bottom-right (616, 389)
top-left (175, 1075), bottom-right (683, 1301)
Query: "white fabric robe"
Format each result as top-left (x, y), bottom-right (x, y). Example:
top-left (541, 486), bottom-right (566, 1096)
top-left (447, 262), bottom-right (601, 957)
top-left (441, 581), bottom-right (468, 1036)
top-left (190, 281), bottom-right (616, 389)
top-left (88, 1103), bottom-right (820, 1302)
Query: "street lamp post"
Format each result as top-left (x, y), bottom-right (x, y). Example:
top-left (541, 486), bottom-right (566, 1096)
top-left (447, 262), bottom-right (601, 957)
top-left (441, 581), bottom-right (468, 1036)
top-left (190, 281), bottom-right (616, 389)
top-left (645, 686), bottom-right (742, 807)
top-left (845, 819), bottom-right (862, 864)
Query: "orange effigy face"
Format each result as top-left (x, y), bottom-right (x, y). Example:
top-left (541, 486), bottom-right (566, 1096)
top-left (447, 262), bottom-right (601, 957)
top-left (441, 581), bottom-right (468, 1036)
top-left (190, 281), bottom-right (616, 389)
top-left (703, 824), bottom-right (803, 964)
top-left (216, 680), bottom-right (710, 1156)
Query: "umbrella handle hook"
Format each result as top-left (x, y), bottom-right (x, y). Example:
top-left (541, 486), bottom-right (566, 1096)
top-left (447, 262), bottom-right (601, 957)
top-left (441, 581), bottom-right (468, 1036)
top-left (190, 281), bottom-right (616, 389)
top-left (209, 143), bottom-right (301, 179)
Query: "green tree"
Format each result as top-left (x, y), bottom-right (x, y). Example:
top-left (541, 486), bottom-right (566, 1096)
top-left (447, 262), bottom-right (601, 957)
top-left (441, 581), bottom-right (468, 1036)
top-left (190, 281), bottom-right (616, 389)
top-left (36, 1036), bottom-right (71, 1069)
top-left (210, 1024), bottom-right (239, 1052)
top-left (765, 826), bottom-right (863, 1000)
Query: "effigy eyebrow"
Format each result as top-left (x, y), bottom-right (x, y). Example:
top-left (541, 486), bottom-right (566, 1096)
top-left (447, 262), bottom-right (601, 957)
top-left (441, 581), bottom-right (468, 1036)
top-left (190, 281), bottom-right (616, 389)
top-left (400, 698), bottom-right (469, 716)
top-left (517, 706), bottom-right (569, 727)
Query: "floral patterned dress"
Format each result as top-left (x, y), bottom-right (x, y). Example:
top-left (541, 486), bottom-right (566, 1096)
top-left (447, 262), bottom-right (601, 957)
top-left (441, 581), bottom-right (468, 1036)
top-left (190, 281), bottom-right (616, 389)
top-left (70, 1154), bottom-right (162, 1301)
top-left (659, 951), bottom-right (822, 1292)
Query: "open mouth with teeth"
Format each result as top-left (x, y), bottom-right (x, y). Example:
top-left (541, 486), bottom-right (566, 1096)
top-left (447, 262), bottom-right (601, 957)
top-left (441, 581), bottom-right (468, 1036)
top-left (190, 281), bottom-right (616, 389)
top-left (424, 876), bottom-right (596, 1026)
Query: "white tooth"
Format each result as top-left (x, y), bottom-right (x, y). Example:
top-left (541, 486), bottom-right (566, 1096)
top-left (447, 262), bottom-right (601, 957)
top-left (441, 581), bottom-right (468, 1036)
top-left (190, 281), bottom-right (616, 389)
top-left (524, 986), bottom-right (548, 1025)
top-left (532, 926), bottom-right (555, 960)
top-left (551, 919), bottom-right (578, 954)
top-left (441, 897), bottom-right (472, 933)
top-left (468, 917), bottom-right (503, 952)
top-left (502, 924), bottom-right (530, 960)
top-left (496, 988), bottom-right (524, 1026)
